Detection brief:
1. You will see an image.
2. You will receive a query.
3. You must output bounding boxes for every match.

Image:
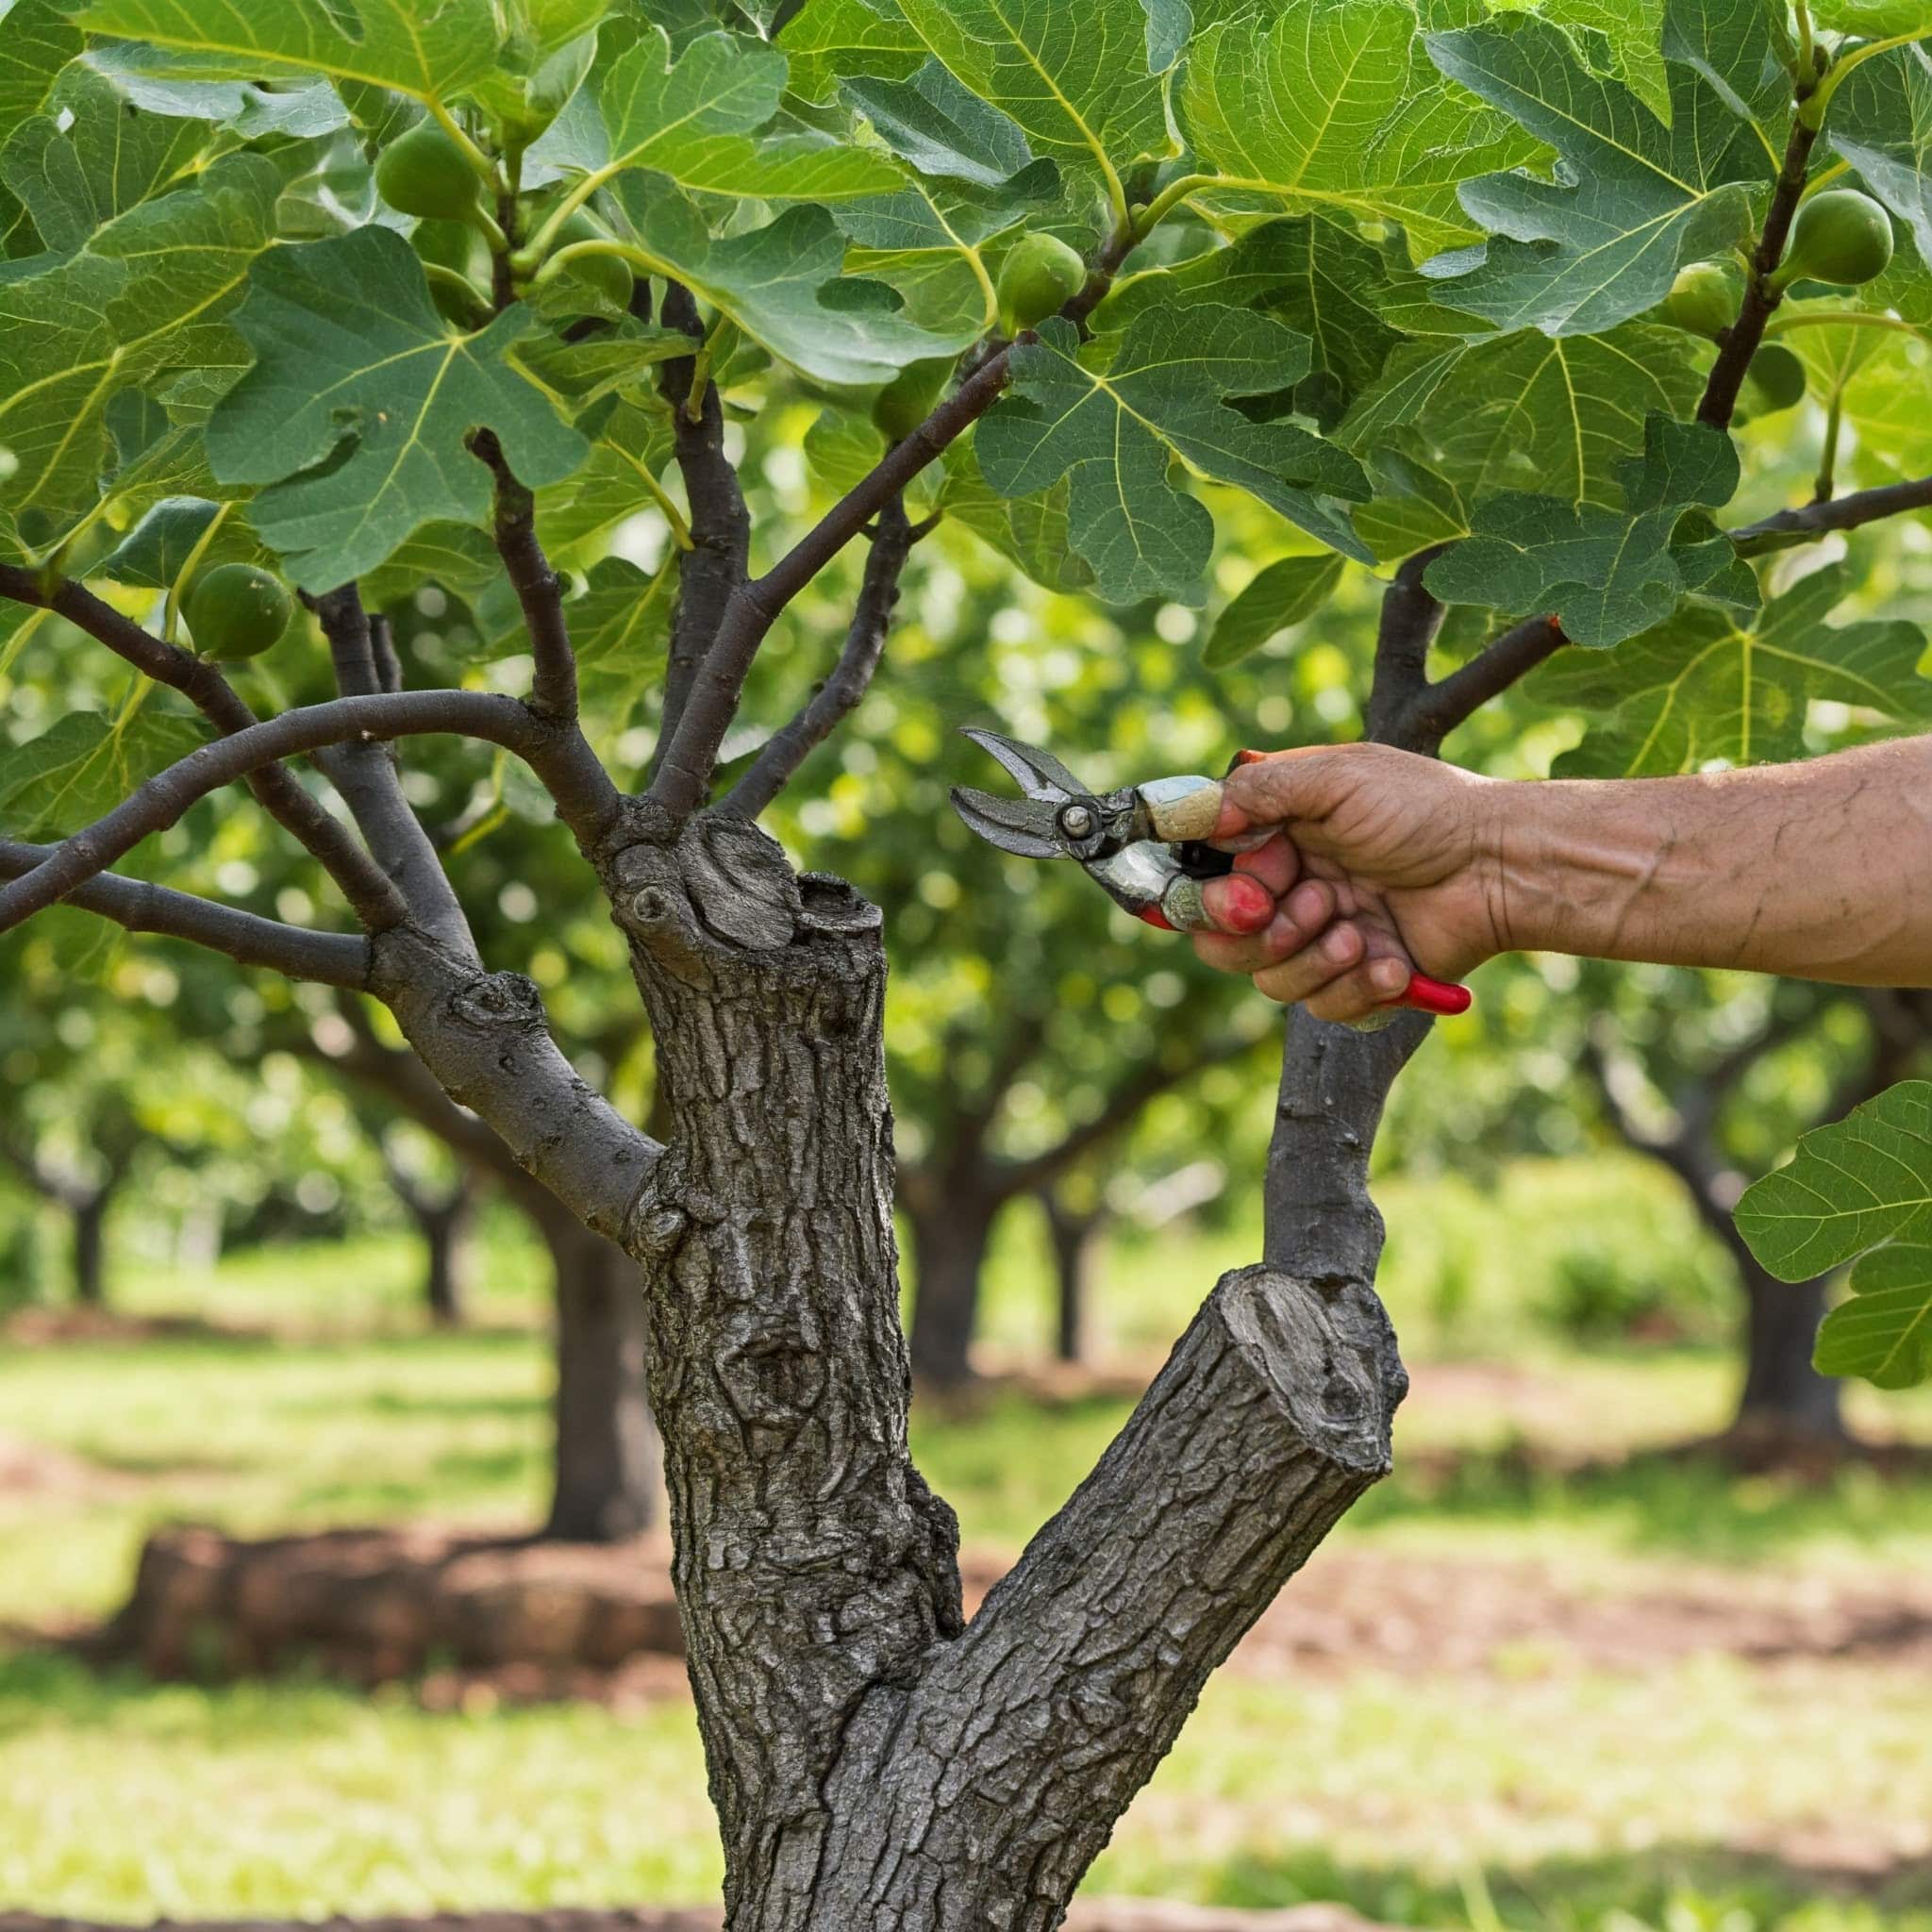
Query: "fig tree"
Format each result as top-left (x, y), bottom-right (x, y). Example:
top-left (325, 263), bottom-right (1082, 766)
top-left (185, 563), bottom-right (294, 661)
top-left (873, 358), bottom-right (953, 441)
top-left (996, 231), bottom-right (1087, 335)
top-left (1661, 261), bottom-right (1734, 339)
top-left (375, 122), bottom-right (485, 224)
top-left (1779, 189), bottom-right (1894, 289)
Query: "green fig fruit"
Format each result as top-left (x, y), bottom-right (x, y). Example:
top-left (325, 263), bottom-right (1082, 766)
top-left (1781, 189), bottom-right (1894, 290)
top-left (375, 122), bottom-right (486, 224)
top-left (185, 563), bottom-right (295, 661)
top-left (1660, 261), bottom-right (1735, 339)
top-left (873, 358), bottom-right (954, 441)
top-left (996, 231), bottom-right (1087, 335)
top-left (1742, 341), bottom-right (1807, 415)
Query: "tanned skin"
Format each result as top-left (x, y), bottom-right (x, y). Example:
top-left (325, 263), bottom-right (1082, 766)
top-left (1191, 739), bottom-right (1932, 1023)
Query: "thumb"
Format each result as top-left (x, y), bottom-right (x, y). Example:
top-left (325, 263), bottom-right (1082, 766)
top-left (1213, 746), bottom-right (1350, 841)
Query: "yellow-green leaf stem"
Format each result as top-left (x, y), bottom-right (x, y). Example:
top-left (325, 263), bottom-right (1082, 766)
top-left (1803, 29), bottom-right (1932, 129)
top-left (163, 498), bottom-right (231, 645)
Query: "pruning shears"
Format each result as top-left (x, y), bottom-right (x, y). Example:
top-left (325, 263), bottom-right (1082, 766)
top-left (950, 728), bottom-right (1471, 1020)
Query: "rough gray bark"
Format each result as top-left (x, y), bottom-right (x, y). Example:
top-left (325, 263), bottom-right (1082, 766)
top-left (597, 801), bottom-right (1413, 1929)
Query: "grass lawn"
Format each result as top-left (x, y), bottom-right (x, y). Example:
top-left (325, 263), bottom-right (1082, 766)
top-left (3, 1158), bottom-right (1931, 1928)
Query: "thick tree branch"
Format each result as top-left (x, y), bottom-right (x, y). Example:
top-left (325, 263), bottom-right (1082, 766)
top-left (722, 494), bottom-right (914, 818)
top-left (1405, 612), bottom-right (1567, 744)
top-left (0, 564), bottom-right (408, 931)
top-left (0, 691), bottom-right (601, 934)
top-left (650, 282), bottom-right (753, 779)
top-left (470, 428), bottom-right (586, 724)
top-left (0, 838), bottom-right (372, 986)
top-left (1729, 472), bottom-right (1932, 554)
top-left (368, 928), bottom-right (660, 1241)
top-left (1697, 91), bottom-right (1821, 431)
top-left (818, 1258), bottom-right (1401, 1926)
top-left (308, 587), bottom-right (477, 959)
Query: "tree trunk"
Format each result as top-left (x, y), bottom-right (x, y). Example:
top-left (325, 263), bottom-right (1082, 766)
top-left (607, 820), bottom-right (1409, 1928)
top-left (905, 1188), bottom-right (997, 1390)
top-left (422, 1196), bottom-right (470, 1325)
top-left (70, 1191), bottom-right (108, 1307)
top-left (1736, 1264), bottom-right (1844, 1443)
top-left (538, 1208), bottom-right (658, 1541)
top-left (1041, 1191), bottom-right (1103, 1365)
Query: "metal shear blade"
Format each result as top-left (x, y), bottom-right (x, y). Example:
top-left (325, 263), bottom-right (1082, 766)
top-left (957, 727), bottom-right (1092, 805)
top-left (949, 784), bottom-right (1065, 860)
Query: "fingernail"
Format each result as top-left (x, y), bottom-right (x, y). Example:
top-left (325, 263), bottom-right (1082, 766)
top-left (1371, 958), bottom-right (1408, 993)
top-left (1322, 927), bottom-right (1357, 964)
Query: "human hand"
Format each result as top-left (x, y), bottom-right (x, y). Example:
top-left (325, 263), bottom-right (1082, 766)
top-left (1188, 745), bottom-right (1507, 1023)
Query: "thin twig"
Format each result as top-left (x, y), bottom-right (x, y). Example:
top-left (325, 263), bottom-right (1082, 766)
top-left (649, 281), bottom-right (751, 783)
top-left (0, 839), bottom-right (372, 986)
top-left (309, 586), bottom-right (478, 958)
top-left (646, 228), bottom-right (1142, 820)
top-left (0, 564), bottom-right (408, 930)
top-left (1697, 86), bottom-right (1822, 430)
top-left (723, 496), bottom-right (914, 818)
top-left (1729, 472), bottom-right (1932, 554)
top-left (0, 690), bottom-right (578, 933)
top-left (471, 429), bottom-right (583, 724)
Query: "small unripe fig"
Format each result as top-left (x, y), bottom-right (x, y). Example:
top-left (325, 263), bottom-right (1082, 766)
top-left (1661, 261), bottom-right (1734, 339)
top-left (1782, 189), bottom-right (1894, 289)
top-left (185, 563), bottom-right (294, 661)
top-left (1743, 341), bottom-right (1807, 414)
top-left (872, 358), bottom-right (953, 441)
top-left (375, 122), bottom-right (485, 224)
top-left (996, 231), bottom-right (1087, 335)
top-left (553, 208), bottom-right (634, 311)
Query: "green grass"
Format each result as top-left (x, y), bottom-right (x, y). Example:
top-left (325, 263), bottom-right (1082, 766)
top-left (4, 1159), bottom-right (1932, 1926)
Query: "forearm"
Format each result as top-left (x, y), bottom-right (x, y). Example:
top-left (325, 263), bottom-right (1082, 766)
top-left (1490, 739), bottom-right (1932, 986)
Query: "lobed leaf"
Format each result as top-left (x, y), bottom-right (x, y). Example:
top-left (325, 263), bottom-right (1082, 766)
top-left (1421, 13), bottom-right (1769, 336)
top-left (63, 0), bottom-right (503, 103)
top-left (1424, 412), bottom-right (1739, 645)
top-left (204, 225), bottom-right (588, 590)
top-left (0, 155), bottom-right (278, 525)
top-left (977, 307), bottom-right (1371, 604)
top-left (1531, 559), bottom-right (1932, 774)
top-left (1827, 43), bottom-right (1932, 268)
top-left (1180, 0), bottom-right (1546, 263)
top-left (0, 709), bottom-right (206, 841)
top-left (1737, 1079), bottom-right (1932, 1388)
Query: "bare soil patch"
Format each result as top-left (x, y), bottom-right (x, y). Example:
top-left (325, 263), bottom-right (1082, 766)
top-left (72, 1522), bottom-right (1932, 1702)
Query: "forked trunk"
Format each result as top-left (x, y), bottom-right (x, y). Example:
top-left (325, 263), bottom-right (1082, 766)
top-left (608, 817), bottom-right (1414, 1928)
top-left (538, 1208), bottom-right (659, 1541)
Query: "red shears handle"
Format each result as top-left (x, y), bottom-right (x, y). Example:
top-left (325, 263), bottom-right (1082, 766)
top-left (1228, 750), bottom-right (1473, 1019)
